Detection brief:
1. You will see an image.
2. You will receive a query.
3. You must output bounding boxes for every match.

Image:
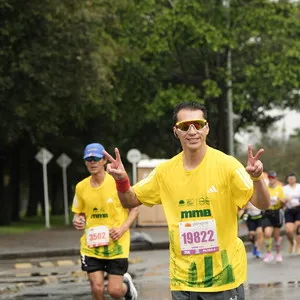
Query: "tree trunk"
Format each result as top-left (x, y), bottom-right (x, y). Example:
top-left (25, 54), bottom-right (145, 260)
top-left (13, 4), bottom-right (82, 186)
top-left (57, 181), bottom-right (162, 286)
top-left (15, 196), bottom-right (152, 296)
top-left (0, 150), bottom-right (12, 225)
top-left (26, 150), bottom-right (44, 217)
top-left (10, 143), bottom-right (21, 221)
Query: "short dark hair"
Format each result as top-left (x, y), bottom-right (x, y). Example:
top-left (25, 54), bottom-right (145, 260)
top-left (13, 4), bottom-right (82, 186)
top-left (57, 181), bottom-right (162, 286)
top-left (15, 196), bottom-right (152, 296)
top-left (172, 102), bottom-right (207, 125)
top-left (286, 172), bottom-right (296, 178)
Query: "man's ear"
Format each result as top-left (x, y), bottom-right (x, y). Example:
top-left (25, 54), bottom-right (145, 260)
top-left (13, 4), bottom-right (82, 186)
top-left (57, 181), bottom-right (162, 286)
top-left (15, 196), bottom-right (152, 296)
top-left (205, 123), bottom-right (210, 135)
top-left (173, 131), bottom-right (179, 139)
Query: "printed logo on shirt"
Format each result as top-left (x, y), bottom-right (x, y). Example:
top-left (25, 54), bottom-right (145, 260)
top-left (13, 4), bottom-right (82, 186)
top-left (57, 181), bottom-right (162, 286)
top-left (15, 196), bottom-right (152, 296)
top-left (179, 200), bottom-right (185, 206)
top-left (199, 197), bottom-right (210, 205)
top-left (207, 185), bottom-right (217, 193)
top-left (186, 199), bottom-right (194, 206)
top-left (91, 208), bottom-right (108, 219)
top-left (91, 213), bottom-right (108, 219)
top-left (178, 197), bottom-right (211, 207)
top-left (181, 209), bottom-right (212, 219)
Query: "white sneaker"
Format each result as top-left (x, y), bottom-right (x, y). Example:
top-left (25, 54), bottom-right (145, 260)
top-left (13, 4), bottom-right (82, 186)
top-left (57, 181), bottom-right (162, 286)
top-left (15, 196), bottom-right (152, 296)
top-left (124, 272), bottom-right (138, 300)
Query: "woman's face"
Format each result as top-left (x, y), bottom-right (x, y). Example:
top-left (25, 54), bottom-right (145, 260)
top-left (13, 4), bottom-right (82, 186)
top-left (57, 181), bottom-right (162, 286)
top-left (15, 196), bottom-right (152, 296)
top-left (287, 175), bottom-right (297, 185)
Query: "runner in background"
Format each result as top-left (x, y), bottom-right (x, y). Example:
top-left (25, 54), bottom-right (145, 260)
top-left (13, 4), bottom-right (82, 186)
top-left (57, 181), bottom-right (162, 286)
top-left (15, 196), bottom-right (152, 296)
top-left (262, 171), bottom-right (285, 263)
top-left (72, 143), bottom-right (138, 300)
top-left (239, 202), bottom-right (264, 258)
top-left (283, 173), bottom-right (300, 255)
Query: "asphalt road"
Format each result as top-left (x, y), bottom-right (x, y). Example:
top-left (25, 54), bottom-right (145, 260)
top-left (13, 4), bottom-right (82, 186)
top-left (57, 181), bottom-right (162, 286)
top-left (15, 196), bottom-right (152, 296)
top-left (0, 245), bottom-right (299, 300)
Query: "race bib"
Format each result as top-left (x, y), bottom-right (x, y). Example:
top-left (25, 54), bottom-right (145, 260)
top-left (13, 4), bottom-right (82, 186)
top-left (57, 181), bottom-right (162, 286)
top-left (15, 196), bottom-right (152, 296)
top-left (86, 226), bottom-right (109, 248)
top-left (270, 196), bottom-right (278, 206)
top-left (179, 219), bottom-right (219, 255)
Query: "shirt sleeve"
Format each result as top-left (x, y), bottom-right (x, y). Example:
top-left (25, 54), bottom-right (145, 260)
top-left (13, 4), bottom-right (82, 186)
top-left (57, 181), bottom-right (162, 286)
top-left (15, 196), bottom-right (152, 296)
top-left (133, 168), bottom-right (162, 206)
top-left (71, 184), bottom-right (84, 214)
top-left (229, 160), bottom-right (254, 209)
top-left (278, 186), bottom-right (285, 200)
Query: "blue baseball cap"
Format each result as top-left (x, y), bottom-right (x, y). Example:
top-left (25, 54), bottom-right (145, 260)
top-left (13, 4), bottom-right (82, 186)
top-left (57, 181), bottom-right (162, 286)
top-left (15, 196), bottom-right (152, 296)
top-left (83, 143), bottom-right (105, 159)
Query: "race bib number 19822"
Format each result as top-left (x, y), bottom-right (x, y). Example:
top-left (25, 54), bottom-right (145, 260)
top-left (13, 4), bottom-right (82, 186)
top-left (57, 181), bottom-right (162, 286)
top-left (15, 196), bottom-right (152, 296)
top-left (179, 219), bottom-right (219, 255)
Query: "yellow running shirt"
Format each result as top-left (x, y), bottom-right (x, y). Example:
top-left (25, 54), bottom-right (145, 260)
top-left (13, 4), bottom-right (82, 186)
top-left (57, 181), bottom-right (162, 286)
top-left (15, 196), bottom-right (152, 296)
top-left (134, 146), bottom-right (253, 292)
top-left (72, 173), bottom-right (130, 259)
top-left (268, 184), bottom-right (285, 210)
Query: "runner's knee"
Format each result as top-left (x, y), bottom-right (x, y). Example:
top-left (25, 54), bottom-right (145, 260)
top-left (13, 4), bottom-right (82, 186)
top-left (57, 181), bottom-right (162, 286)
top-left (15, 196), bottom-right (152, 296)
top-left (107, 285), bottom-right (124, 298)
top-left (296, 225), bottom-right (300, 235)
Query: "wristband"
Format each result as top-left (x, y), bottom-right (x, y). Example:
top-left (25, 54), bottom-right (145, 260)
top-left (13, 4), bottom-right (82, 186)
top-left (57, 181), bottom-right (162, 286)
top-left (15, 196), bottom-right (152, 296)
top-left (250, 173), bottom-right (264, 181)
top-left (116, 177), bottom-right (131, 193)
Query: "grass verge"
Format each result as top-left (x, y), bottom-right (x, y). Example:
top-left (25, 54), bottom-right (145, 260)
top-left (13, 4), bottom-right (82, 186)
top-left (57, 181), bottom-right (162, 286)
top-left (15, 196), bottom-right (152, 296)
top-left (0, 215), bottom-right (71, 234)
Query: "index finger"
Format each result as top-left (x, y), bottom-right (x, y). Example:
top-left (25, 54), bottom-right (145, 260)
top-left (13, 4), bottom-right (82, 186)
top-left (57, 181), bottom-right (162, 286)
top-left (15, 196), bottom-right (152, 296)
top-left (103, 150), bottom-right (116, 163)
top-left (252, 148), bottom-right (264, 161)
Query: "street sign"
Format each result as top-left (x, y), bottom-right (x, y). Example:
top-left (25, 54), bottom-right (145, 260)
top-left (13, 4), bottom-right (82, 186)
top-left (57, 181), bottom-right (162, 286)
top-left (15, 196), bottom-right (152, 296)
top-left (127, 148), bottom-right (142, 164)
top-left (126, 148), bottom-right (142, 185)
top-left (56, 153), bottom-right (72, 225)
top-left (35, 148), bottom-right (53, 229)
top-left (56, 153), bottom-right (72, 168)
top-left (35, 148), bottom-right (53, 165)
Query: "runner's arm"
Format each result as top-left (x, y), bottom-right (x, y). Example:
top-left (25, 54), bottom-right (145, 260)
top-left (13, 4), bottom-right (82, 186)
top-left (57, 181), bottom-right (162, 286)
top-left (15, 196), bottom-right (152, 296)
top-left (118, 188), bottom-right (142, 208)
top-left (249, 180), bottom-right (270, 210)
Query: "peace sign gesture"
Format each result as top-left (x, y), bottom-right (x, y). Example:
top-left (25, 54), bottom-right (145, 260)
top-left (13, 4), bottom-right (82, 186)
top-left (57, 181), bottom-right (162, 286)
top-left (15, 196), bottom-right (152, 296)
top-left (103, 148), bottom-right (128, 180)
top-left (245, 144), bottom-right (264, 179)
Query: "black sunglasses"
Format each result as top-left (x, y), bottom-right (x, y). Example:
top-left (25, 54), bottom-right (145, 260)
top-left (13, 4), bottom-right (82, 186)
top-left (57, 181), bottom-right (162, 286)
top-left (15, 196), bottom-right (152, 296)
top-left (85, 156), bottom-right (102, 162)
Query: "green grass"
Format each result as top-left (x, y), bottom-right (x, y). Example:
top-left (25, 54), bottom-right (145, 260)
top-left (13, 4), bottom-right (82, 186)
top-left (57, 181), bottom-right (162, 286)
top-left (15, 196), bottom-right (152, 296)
top-left (0, 215), bottom-right (72, 235)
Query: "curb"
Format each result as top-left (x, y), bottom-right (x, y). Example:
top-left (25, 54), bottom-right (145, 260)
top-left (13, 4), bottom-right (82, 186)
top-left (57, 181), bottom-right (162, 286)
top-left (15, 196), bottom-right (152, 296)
top-left (0, 240), bottom-right (252, 260)
top-left (0, 241), bottom-right (171, 260)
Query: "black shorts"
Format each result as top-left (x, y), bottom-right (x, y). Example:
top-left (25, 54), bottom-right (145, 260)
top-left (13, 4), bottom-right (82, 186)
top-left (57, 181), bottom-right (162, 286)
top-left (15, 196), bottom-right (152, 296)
top-left (172, 284), bottom-right (245, 300)
top-left (246, 216), bottom-right (262, 232)
top-left (285, 206), bottom-right (300, 223)
top-left (81, 255), bottom-right (128, 275)
top-left (263, 209), bottom-right (283, 228)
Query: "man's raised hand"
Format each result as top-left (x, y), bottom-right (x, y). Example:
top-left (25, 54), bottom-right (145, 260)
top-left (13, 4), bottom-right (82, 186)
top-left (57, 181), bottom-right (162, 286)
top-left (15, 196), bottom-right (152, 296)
top-left (103, 148), bottom-right (127, 180)
top-left (245, 144), bottom-right (264, 179)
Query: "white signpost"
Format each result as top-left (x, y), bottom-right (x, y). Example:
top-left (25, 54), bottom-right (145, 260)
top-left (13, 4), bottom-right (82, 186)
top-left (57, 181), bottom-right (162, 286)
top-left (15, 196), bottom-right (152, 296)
top-left (56, 153), bottom-right (72, 225)
top-left (35, 148), bottom-right (53, 229)
top-left (126, 148), bottom-right (142, 185)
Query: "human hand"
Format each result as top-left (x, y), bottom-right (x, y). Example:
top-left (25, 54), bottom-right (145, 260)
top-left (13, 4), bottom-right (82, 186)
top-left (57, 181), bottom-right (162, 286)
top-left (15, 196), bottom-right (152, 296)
top-left (103, 148), bottom-right (128, 180)
top-left (109, 227), bottom-right (125, 241)
top-left (245, 144), bottom-right (264, 179)
top-left (73, 214), bottom-right (86, 230)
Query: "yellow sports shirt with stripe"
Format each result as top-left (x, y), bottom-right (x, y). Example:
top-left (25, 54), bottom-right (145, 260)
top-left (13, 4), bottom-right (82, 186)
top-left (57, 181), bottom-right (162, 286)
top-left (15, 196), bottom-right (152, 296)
top-left (134, 146), bottom-right (253, 292)
top-left (268, 184), bottom-right (285, 210)
top-left (72, 173), bottom-right (130, 259)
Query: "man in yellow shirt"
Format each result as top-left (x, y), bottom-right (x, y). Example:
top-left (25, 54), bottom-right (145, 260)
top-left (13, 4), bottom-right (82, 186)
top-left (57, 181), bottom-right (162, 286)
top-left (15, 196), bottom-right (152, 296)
top-left (262, 171), bottom-right (285, 263)
top-left (105, 102), bottom-right (270, 299)
top-left (72, 143), bottom-right (138, 300)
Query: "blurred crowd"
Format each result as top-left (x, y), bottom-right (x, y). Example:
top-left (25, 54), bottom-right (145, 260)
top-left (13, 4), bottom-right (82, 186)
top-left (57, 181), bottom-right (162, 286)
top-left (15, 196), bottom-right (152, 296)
top-left (239, 172), bottom-right (300, 263)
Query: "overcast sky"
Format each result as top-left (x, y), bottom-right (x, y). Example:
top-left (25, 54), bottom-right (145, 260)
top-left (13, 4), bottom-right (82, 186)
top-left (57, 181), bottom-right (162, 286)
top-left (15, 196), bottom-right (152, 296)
top-left (236, 108), bottom-right (300, 145)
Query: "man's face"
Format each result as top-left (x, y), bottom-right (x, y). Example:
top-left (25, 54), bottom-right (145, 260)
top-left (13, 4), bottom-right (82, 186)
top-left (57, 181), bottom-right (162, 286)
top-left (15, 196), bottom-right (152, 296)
top-left (85, 157), bottom-right (105, 175)
top-left (268, 176), bottom-right (277, 186)
top-left (173, 109), bottom-right (209, 151)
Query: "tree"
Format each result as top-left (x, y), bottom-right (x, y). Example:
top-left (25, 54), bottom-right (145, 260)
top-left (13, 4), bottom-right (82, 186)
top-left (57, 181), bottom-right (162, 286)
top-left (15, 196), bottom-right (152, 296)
top-left (109, 0), bottom-right (300, 155)
top-left (0, 0), bottom-right (120, 223)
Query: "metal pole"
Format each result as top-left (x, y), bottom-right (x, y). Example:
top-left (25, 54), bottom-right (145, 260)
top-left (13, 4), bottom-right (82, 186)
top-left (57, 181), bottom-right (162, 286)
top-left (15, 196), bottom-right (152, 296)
top-left (42, 163), bottom-right (50, 228)
top-left (224, 0), bottom-right (234, 156)
top-left (62, 166), bottom-right (70, 225)
top-left (227, 48), bottom-right (234, 156)
top-left (132, 162), bottom-right (137, 185)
